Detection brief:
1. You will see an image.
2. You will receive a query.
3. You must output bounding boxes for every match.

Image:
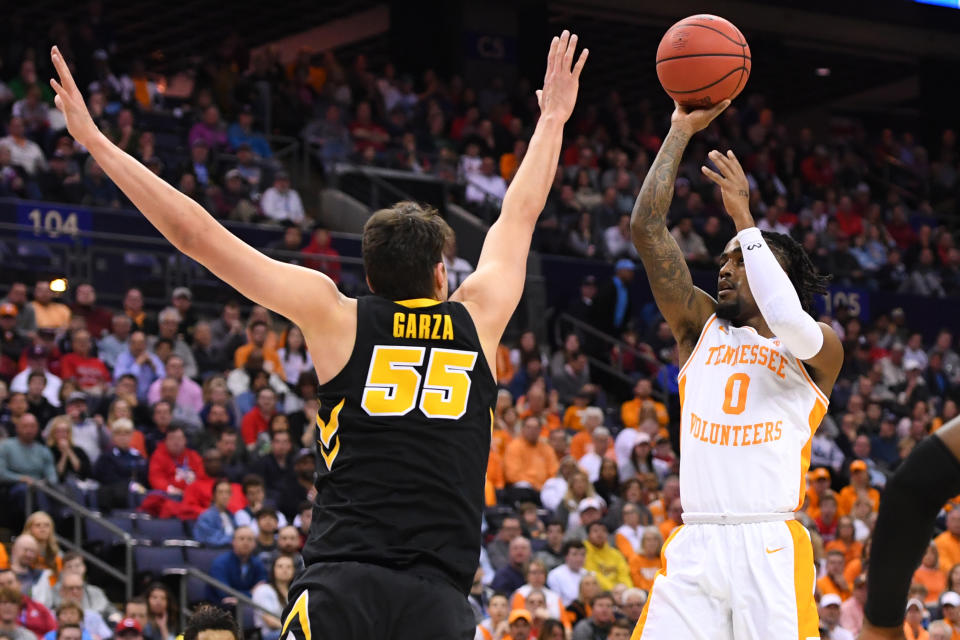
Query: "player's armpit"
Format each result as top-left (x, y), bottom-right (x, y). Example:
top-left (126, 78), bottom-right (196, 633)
top-left (636, 225), bottom-right (716, 348)
top-left (798, 322), bottom-right (843, 398)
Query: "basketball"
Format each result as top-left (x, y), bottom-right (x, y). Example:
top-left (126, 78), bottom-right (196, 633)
top-left (656, 14), bottom-right (751, 108)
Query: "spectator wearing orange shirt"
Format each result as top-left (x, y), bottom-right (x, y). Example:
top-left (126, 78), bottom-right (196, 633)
top-left (562, 391), bottom-right (591, 432)
top-left (570, 407), bottom-right (614, 461)
top-left (936, 509), bottom-right (960, 574)
top-left (806, 467), bottom-right (832, 520)
top-left (903, 598), bottom-right (930, 640)
top-left (503, 417), bottom-right (559, 497)
top-left (619, 379), bottom-right (668, 431)
top-left (913, 543), bottom-right (947, 607)
top-left (825, 516), bottom-right (863, 567)
top-left (658, 498), bottom-right (682, 540)
top-left (486, 445), bottom-right (504, 507)
top-left (234, 321), bottom-right (286, 380)
top-left (817, 550), bottom-right (853, 601)
top-left (496, 343), bottom-right (516, 386)
top-left (837, 459), bottom-right (880, 516)
top-left (627, 527), bottom-right (662, 592)
top-left (518, 385), bottom-right (561, 435)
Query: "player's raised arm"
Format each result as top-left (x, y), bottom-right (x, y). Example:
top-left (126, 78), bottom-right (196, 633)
top-left (452, 31), bottom-right (587, 359)
top-left (629, 102), bottom-right (728, 351)
top-left (701, 148), bottom-right (843, 391)
top-left (48, 47), bottom-right (345, 332)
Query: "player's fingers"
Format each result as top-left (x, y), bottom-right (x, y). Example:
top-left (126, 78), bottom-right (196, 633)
top-left (546, 36), bottom-right (559, 74)
top-left (555, 30), bottom-right (569, 69)
top-left (535, 89), bottom-right (543, 108)
top-left (50, 78), bottom-right (64, 98)
top-left (563, 33), bottom-right (578, 71)
top-left (572, 48), bottom-right (589, 79)
top-left (54, 94), bottom-right (64, 113)
top-left (708, 149), bottom-right (732, 174)
top-left (709, 99), bottom-right (732, 119)
top-left (701, 165), bottom-right (724, 185)
top-left (726, 149), bottom-right (744, 172)
top-left (51, 46), bottom-right (78, 94)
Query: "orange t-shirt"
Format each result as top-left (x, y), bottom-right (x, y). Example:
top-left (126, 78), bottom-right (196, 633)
top-left (659, 519), bottom-right (679, 541)
top-left (628, 554), bottom-right (661, 592)
top-left (491, 427), bottom-right (512, 458)
top-left (844, 558), bottom-right (862, 587)
top-left (837, 485), bottom-right (880, 516)
top-left (935, 531), bottom-right (960, 574)
top-left (816, 575), bottom-right (852, 601)
top-left (903, 622), bottom-right (929, 640)
top-left (569, 432), bottom-right (616, 462)
top-left (496, 344), bottom-right (515, 385)
top-left (233, 343), bottom-right (286, 380)
top-left (503, 438), bottom-right (559, 490)
top-left (620, 398), bottom-right (669, 430)
top-left (805, 489), bottom-right (822, 521)
top-left (519, 409), bottom-right (562, 435)
top-left (563, 405), bottom-right (588, 432)
top-left (487, 448), bottom-right (505, 491)
top-left (0, 544), bottom-right (8, 569)
top-left (824, 539), bottom-right (863, 567)
top-left (913, 565), bottom-right (946, 605)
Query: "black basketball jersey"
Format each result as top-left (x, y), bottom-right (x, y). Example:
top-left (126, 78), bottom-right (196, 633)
top-left (302, 295), bottom-right (495, 594)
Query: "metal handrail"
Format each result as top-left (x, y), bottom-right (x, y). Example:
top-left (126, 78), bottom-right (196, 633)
top-left (170, 566), bottom-right (281, 635)
top-left (24, 481), bottom-right (135, 601)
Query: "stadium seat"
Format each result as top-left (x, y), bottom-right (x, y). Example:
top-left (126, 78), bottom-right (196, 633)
top-left (134, 545), bottom-right (185, 577)
top-left (136, 518), bottom-right (186, 542)
top-left (185, 575), bottom-right (208, 605)
top-left (86, 516), bottom-right (135, 547)
top-left (185, 547), bottom-right (223, 574)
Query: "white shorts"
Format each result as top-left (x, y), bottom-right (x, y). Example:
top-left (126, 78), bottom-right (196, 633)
top-left (631, 518), bottom-right (819, 640)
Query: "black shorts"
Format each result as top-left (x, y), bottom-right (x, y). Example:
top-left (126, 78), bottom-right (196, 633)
top-left (279, 561), bottom-right (475, 640)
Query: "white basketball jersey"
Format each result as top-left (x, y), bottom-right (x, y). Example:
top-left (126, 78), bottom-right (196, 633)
top-left (677, 314), bottom-right (828, 515)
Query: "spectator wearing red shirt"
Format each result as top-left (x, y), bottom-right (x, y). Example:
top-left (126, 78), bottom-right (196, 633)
top-left (147, 425), bottom-right (205, 496)
top-left (886, 205), bottom-right (917, 250)
top-left (301, 227), bottom-right (341, 284)
top-left (60, 329), bottom-right (110, 397)
top-left (69, 284), bottom-right (112, 339)
top-left (179, 449), bottom-right (247, 520)
top-left (835, 196), bottom-right (863, 238)
top-left (0, 569), bottom-right (56, 639)
top-left (348, 101), bottom-right (389, 154)
top-left (241, 388), bottom-right (277, 447)
top-left (800, 146), bottom-right (834, 188)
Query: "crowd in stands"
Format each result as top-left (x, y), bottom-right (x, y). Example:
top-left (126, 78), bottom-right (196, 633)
top-left (3, 8), bottom-right (960, 305)
top-left (0, 267), bottom-right (959, 638)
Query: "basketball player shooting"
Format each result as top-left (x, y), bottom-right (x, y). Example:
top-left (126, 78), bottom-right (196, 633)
top-left (628, 101), bottom-right (844, 640)
top-left (49, 33), bottom-right (587, 639)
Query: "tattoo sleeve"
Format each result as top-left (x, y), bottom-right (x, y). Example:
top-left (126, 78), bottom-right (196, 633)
top-left (629, 128), bottom-right (705, 338)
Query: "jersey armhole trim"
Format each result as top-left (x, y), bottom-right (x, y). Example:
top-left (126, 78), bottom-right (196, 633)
top-left (394, 298), bottom-right (442, 308)
top-left (677, 314), bottom-right (718, 380)
top-left (793, 356), bottom-right (829, 406)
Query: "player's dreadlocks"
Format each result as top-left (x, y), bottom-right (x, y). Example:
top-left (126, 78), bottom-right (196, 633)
top-left (761, 231), bottom-right (831, 316)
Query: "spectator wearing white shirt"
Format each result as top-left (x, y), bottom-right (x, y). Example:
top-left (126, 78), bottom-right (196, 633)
top-left (755, 205), bottom-right (791, 235)
top-left (577, 426), bottom-right (612, 483)
top-left (260, 172), bottom-right (305, 224)
top-left (442, 230), bottom-right (474, 294)
top-left (0, 117), bottom-right (46, 176)
top-left (465, 156), bottom-right (507, 208)
top-left (10, 345), bottom-right (62, 407)
top-left (546, 541), bottom-right (590, 606)
top-left (603, 215), bottom-right (640, 261)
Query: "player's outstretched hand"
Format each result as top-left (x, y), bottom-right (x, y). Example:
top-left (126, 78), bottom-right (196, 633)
top-left (701, 149), bottom-right (751, 222)
top-left (536, 30), bottom-right (588, 123)
top-left (49, 46), bottom-right (99, 148)
top-left (671, 99), bottom-right (730, 135)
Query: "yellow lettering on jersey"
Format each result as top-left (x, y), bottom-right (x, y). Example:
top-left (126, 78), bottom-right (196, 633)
top-left (393, 313), bottom-right (403, 338)
top-left (431, 314), bottom-right (443, 339)
top-left (442, 315), bottom-right (454, 340)
top-left (280, 590), bottom-right (311, 640)
top-left (404, 315), bottom-right (417, 339)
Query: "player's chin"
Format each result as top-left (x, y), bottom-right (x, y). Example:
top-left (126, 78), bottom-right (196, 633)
top-left (715, 299), bottom-right (741, 321)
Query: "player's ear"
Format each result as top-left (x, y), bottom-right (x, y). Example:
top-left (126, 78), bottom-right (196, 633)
top-left (434, 261), bottom-right (447, 299)
top-left (365, 275), bottom-right (375, 294)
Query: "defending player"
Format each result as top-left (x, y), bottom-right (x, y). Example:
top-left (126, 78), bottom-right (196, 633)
top-left (49, 33), bottom-right (587, 639)
top-left (628, 101), bottom-right (844, 639)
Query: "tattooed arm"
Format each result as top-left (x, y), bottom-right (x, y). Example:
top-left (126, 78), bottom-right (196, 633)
top-left (630, 101), bottom-right (730, 357)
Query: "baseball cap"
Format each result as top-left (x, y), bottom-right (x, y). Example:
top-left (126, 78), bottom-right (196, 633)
top-left (115, 618), bottom-right (142, 634)
top-left (906, 598), bottom-right (926, 613)
top-left (224, 168), bottom-right (243, 181)
top-left (614, 259), bottom-right (636, 272)
top-left (27, 344), bottom-right (49, 359)
top-left (577, 496), bottom-right (605, 515)
top-left (67, 391), bottom-right (88, 405)
top-left (819, 594), bottom-right (842, 608)
top-left (849, 460), bottom-right (868, 473)
top-left (508, 609), bottom-right (532, 624)
top-left (943, 591), bottom-right (960, 607)
top-left (581, 275), bottom-right (597, 286)
top-left (634, 432), bottom-right (652, 445)
top-left (172, 287), bottom-right (192, 301)
top-left (295, 448), bottom-right (314, 462)
top-left (0, 302), bottom-right (17, 317)
top-left (809, 468), bottom-right (830, 481)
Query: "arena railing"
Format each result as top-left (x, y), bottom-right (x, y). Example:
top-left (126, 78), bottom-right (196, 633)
top-left (165, 566), bottom-right (278, 636)
top-left (24, 481), bottom-right (136, 602)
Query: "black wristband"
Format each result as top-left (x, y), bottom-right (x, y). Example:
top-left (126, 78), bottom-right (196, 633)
top-left (864, 434), bottom-right (960, 627)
